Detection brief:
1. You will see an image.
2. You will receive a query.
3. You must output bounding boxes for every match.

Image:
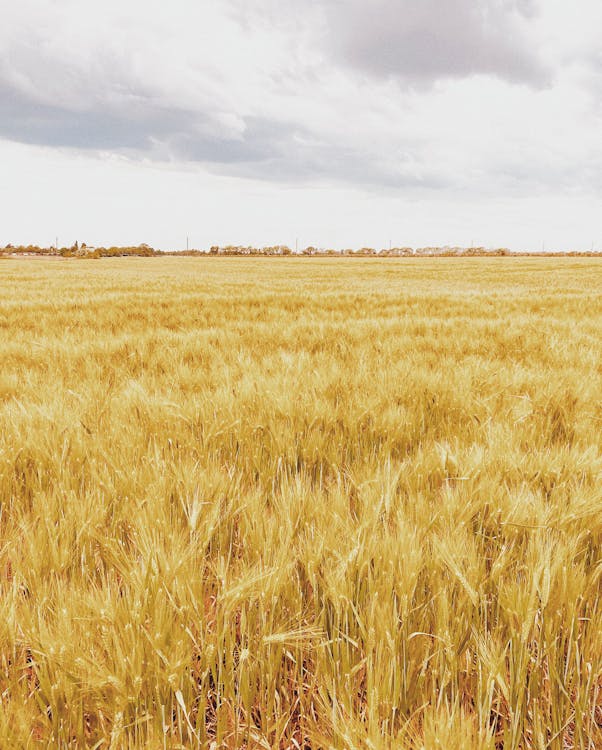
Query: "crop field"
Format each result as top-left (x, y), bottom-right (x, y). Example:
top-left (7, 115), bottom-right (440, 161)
top-left (0, 256), bottom-right (601, 749)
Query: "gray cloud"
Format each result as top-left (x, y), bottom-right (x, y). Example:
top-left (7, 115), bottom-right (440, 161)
top-left (0, 0), bottom-right (597, 198)
top-left (199, 121), bottom-right (447, 189)
top-left (0, 65), bottom-right (441, 189)
top-left (0, 83), bottom-right (180, 150)
top-left (170, 116), bottom-right (440, 187)
top-left (320, 0), bottom-right (549, 86)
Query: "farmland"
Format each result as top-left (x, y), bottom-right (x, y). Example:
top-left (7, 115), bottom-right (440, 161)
top-left (0, 257), bottom-right (601, 748)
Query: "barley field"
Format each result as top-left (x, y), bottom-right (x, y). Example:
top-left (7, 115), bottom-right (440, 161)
top-left (0, 257), bottom-right (601, 749)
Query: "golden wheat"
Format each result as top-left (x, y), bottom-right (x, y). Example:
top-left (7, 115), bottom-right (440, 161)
top-left (0, 256), bottom-right (600, 748)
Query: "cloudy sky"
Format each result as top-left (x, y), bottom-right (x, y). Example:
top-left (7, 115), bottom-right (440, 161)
top-left (1, 0), bottom-right (600, 251)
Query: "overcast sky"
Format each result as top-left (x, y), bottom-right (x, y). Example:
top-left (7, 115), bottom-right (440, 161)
top-left (1, 0), bottom-right (600, 251)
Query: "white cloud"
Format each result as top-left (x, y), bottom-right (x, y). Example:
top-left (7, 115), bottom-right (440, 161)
top-left (0, 0), bottom-right (600, 249)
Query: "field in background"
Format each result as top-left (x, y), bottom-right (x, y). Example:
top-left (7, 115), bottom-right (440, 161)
top-left (0, 257), bottom-right (601, 748)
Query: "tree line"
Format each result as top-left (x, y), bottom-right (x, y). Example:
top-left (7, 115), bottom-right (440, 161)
top-left (1, 242), bottom-right (599, 258)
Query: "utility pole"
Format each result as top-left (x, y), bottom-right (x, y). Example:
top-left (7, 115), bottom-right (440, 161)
top-left (186, 236), bottom-right (189, 252)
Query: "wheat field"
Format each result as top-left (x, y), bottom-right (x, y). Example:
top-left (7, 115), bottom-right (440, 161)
top-left (0, 257), bottom-right (600, 749)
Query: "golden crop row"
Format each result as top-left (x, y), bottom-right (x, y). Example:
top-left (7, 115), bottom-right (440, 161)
top-left (0, 257), bottom-right (600, 748)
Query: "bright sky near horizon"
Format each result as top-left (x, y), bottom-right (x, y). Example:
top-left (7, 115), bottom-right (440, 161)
top-left (1, 0), bottom-right (600, 252)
